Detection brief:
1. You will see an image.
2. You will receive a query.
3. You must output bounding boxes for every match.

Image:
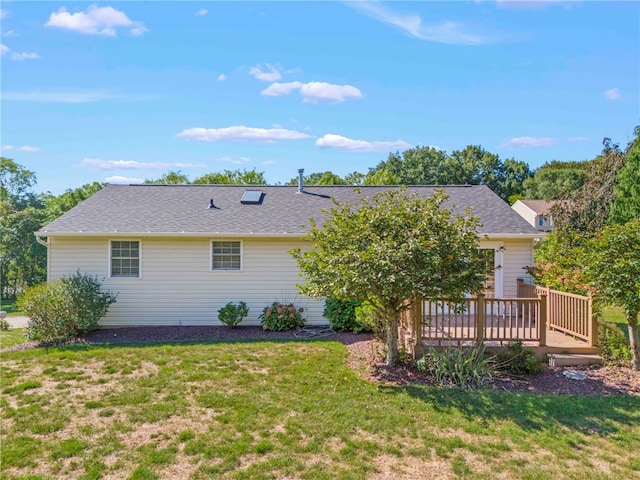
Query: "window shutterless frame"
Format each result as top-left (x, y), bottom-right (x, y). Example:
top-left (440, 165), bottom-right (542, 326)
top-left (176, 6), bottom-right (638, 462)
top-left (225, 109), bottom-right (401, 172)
top-left (211, 240), bottom-right (242, 271)
top-left (109, 240), bottom-right (141, 278)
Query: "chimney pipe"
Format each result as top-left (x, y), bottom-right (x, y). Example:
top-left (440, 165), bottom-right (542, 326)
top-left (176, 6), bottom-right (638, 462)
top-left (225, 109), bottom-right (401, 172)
top-left (297, 168), bottom-right (304, 194)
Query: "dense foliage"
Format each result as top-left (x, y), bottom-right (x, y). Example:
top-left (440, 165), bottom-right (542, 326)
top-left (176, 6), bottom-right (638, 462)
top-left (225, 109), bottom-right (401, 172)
top-left (18, 272), bottom-right (116, 342)
top-left (609, 126), bottom-right (640, 224)
top-left (495, 341), bottom-right (545, 375)
top-left (217, 301), bottom-right (249, 328)
top-left (259, 302), bottom-right (305, 331)
top-left (585, 220), bottom-right (640, 369)
top-left (597, 321), bottom-right (632, 367)
top-left (323, 298), bottom-right (369, 332)
top-left (292, 189), bottom-right (492, 366)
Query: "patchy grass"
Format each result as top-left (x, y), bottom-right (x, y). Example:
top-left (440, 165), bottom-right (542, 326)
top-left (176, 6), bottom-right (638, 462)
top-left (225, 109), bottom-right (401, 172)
top-left (1, 340), bottom-right (639, 479)
top-left (0, 328), bottom-right (27, 349)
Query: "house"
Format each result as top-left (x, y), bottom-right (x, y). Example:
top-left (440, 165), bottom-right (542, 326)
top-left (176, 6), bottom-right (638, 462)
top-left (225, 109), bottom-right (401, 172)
top-left (511, 199), bottom-right (559, 232)
top-left (35, 179), bottom-right (541, 327)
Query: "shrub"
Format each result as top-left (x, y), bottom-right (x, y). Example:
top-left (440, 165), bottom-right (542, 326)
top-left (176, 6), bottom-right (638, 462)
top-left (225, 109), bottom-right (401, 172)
top-left (259, 302), bottom-right (305, 331)
top-left (495, 340), bottom-right (545, 375)
top-left (416, 347), bottom-right (493, 389)
top-left (0, 318), bottom-right (9, 331)
top-left (18, 272), bottom-right (116, 342)
top-left (323, 298), bottom-right (370, 332)
top-left (598, 320), bottom-right (632, 367)
top-left (218, 301), bottom-right (249, 328)
top-left (354, 301), bottom-right (386, 340)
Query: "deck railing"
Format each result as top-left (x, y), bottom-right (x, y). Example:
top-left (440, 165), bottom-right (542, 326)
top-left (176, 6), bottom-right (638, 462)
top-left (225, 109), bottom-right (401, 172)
top-left (398, 281), bottom-right (596, 356)
top-left (517, 280), bottom-right (596, 346)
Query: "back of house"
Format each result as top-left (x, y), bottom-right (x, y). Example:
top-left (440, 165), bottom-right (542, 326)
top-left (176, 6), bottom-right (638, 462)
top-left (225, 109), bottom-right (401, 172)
top-left (36, 183), bottom-right (540, 327)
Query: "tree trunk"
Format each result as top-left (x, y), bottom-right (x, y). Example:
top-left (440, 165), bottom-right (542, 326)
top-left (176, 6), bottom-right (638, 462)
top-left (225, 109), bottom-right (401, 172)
top-left (627, 311), bottom-right (640, 371)
top-left (385, 312), bottom-right (399, 366)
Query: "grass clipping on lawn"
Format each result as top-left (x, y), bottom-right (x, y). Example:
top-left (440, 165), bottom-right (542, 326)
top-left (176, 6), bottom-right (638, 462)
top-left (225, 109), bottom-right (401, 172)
top-left (2, 340), bottom-right (640, 479)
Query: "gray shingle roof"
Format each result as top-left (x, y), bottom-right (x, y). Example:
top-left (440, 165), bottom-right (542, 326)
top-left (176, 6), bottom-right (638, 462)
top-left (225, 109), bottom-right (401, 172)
top-left (37, 184), bottom-right (540, 237)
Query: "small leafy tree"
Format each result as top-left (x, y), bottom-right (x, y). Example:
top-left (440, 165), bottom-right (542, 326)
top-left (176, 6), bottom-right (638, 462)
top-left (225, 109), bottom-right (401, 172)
top-left (217, 301), bottom-right (249, 328)
top-left (292, 189), bottom-right (492, 366)
top-left (585, 220), bottom-right (640, 370)
top-left (18, 272), bottom-right (116, 342)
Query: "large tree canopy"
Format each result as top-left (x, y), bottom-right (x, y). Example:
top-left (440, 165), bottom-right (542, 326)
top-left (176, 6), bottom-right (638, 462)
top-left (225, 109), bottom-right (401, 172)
top-left (292, 189), bottom-right (491, 366)
top-left (367, 145), bottom-right (530, 201)
top-left (585, 220), bottom-right (640, 370)
top-left (609, 126), bottom-right (640, 225)
top-left (522, 160), bottom-right (590, 200)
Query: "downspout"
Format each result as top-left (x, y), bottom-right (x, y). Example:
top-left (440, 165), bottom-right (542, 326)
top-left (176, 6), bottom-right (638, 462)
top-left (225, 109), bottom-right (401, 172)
top-left (35, 235), bottom-right (50, 282)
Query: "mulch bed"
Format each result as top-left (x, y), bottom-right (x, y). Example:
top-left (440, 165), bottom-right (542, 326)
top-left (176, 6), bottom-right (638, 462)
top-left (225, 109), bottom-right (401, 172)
top-left (5, 326), bottom-right (640, 396)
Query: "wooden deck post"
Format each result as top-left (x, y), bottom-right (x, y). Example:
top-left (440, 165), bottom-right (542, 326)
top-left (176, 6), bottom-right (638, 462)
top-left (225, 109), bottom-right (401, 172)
top-left (413, 298), bottom-right (423, 357)
top-left (587, 295), bottom-right (597, 347)
top-left (476, 293), bottom-right (485, 346)
top-left (538, 293), bottom-right (547, 347)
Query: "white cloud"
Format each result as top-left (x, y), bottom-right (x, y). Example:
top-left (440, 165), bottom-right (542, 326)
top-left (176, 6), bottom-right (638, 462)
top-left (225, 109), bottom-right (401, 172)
top-left (217, 74), bottom-right (226, 82)
top-left (3, 30), bottom-right (17, 37)
top-left (177, 126), bottom-right (311, 142)
top-left (300, 82), bottom-right (363, 103)
top-left (45, 5), bottom-right (148, 37)
top-left (2, 90), bottom-right (152, 103)
top-left (18, 146), bottom-right (40, 152)
top-left (82, 158), bottom-right (203, 171)
top-left (105, 175), bottom-right (144, 184)
top-left (261, 81), bottom-right (303, 97)
top-left (349, 2), bottom-right (494, 45)
top-left (261, 81), bottom-right (362, 103)
top-left (0, 9), bottom-right (7, 19)
top-left (0, 43), bottom-right (8, 56)
top-left (195, 8), bottom-right (208, 16)
top-left (262, 160), bottom-right (276, 166)
top-left (603, 88), bottom-right (621, 100)
top-left (2, 145), bottom-right (13, 151)
top-left (249, 64), bottom-right (282, 82)
top-left (11, 52), bottom-right (40, 61)
top-left (316, 134), bottom-right (411, 153)
top-left (502, 136), bottom-right (557, 148)
top-left (568, 136), bottom-right (588, 143)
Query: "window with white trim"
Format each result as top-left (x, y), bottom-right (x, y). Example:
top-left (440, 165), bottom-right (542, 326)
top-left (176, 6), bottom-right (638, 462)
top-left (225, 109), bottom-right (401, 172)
top-left (212, 241), bottom-right (241, 270)
top-left (110, 240), bottom-right (140, 277)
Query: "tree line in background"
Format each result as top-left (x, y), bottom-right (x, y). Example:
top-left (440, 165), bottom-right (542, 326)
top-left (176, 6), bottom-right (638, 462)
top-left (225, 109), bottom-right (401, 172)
top-left (1, 134), bottom-right (638, 340)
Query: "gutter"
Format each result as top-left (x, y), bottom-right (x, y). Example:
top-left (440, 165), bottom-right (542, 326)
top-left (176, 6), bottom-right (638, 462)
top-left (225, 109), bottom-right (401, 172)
top-left (35, 235), bottom-right (49, 247)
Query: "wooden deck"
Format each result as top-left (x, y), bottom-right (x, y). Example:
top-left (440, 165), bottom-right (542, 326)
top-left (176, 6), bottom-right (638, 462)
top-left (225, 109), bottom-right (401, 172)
top-left (421, 329), bottom-right (600, 357)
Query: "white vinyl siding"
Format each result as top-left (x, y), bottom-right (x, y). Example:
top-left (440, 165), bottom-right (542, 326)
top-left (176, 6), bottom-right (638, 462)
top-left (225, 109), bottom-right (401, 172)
top-left (47, 235), bottom-right (535, 327)
top-left (48, 236), bottom-right (324, 327)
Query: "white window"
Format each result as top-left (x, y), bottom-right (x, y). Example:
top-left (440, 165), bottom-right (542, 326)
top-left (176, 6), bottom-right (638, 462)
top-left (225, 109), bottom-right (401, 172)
top-left (212, 241), bottom-right (242, 270)
top-left (110, 240), bottom-right (140, 277)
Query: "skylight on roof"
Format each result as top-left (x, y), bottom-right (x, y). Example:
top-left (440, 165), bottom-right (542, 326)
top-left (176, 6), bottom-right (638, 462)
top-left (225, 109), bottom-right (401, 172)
top-left (240, 190), bottom-right (264, 205)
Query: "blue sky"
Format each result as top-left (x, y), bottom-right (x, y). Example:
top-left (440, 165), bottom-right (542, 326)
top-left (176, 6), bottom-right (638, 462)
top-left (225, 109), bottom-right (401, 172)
top-left (1, 1), bottom-right (638, 194)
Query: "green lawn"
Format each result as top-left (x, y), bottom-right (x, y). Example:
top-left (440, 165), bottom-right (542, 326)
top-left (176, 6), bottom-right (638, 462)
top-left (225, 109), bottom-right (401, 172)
top-left (0, 297), bottom-right (21, 316)
top-left (603, 305), bottom-right (639, 339)
top-left (2, 340), bottom-right (639, 479)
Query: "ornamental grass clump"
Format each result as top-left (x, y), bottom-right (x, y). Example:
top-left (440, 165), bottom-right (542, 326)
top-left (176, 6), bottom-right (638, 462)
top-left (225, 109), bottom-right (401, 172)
top-left (259, 302), bottom-right (305, 331)
top-left (416, 346), bottom-right (493, 389)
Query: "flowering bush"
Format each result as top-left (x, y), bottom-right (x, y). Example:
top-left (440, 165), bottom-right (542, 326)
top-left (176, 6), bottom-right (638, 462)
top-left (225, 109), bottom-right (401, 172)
top-left (259, 302), bottom-right (305, 331)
